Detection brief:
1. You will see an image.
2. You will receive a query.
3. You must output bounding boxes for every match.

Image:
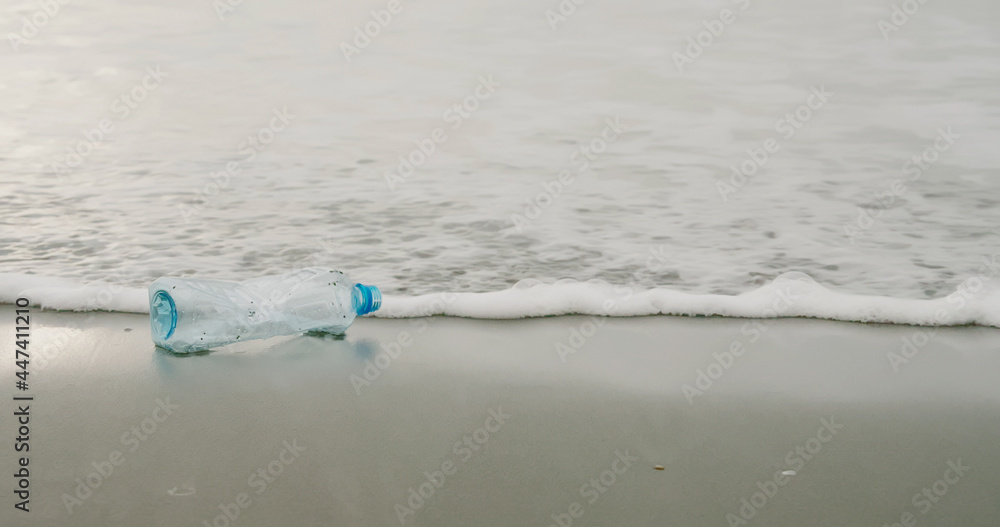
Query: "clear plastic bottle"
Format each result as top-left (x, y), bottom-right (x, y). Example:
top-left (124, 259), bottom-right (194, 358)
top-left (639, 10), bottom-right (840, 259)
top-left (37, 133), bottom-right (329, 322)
top-left (148, 268), bottom-right (381, 353)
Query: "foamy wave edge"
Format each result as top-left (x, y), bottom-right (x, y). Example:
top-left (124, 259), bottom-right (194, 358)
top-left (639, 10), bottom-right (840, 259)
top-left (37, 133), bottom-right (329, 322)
top-left (2, 272), bottom-right (999, 328)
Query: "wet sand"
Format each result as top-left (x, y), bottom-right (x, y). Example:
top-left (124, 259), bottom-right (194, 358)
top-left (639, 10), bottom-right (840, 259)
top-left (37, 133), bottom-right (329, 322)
top-left (2, 305), bottom-right (999, 526)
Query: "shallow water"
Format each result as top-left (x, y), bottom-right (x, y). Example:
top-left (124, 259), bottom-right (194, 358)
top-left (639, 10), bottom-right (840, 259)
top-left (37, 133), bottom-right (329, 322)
top-left (2, 0), bottom-right (999, 310)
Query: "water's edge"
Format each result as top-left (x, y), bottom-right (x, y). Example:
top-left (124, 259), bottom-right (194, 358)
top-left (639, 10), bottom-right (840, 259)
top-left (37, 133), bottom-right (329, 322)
top-left (3, 272), bottom-right (998, 328)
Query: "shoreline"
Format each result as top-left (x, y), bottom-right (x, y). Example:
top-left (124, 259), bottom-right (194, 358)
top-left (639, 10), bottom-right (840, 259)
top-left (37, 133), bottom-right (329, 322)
top-left (4, 269), bottom-right (1000, 327)
top-left (1, 302), bottom-right (997, 331)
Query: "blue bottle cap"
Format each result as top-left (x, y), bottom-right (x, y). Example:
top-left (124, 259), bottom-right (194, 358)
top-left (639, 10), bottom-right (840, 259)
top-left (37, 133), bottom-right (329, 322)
top-left (352, 284), bottom-right (381, 316)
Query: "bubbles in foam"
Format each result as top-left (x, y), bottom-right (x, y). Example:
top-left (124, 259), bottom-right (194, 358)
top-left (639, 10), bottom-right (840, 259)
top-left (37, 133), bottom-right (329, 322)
top-left (3, 271), bottom-right (998, 328)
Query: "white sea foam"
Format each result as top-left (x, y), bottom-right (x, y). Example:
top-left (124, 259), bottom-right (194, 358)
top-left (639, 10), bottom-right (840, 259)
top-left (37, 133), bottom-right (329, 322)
top-left (3, 272), bottom-right (998, 328)
top-left (3, 0), bottom-right (1000, 306)
top-left (0, 273), bottom-right (149, 314)
top-left (3, 0), bottom-right (1000, 329)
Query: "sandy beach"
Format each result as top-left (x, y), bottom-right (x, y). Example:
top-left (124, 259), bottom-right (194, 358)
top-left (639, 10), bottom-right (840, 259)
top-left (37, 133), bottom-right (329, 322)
top-left (3, 305), bottom-right (999, 526)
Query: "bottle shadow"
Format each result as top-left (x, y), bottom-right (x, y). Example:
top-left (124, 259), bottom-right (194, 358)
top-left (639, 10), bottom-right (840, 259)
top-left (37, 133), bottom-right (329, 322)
top-left (151, 332), bottom-right (383, 376)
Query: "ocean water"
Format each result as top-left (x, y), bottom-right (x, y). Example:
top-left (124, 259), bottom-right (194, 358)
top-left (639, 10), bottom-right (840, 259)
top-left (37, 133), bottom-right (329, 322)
top-left (2, 0), bottom-right (999, 325)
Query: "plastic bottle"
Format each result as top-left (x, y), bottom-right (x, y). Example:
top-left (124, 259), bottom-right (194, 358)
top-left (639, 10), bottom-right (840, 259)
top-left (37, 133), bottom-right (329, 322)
top-left (148, 268), bottom-right (381, 353)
